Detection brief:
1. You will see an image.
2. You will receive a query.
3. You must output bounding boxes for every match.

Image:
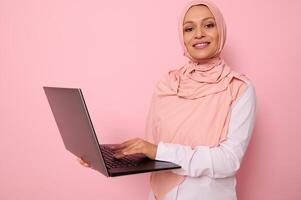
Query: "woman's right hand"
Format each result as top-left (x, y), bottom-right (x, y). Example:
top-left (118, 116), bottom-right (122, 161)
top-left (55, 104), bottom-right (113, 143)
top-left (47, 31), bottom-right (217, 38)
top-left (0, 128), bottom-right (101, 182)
top-left (77, 157), bottom-right (91, 168)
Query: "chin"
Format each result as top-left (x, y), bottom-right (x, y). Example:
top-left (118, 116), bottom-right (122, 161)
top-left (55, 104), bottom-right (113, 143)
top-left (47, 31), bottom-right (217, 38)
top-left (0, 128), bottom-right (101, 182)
top-left (191, 53), bottom-right (214, 61)
top-left (188, 49), bottom-right (215, 60)
top-left (187, 46), bottom-right (218, 61)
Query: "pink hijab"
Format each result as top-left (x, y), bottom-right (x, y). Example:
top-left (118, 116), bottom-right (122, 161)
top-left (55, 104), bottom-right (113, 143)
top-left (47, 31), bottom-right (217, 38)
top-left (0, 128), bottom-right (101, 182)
top-left (145, 1), bottom-right (248, 199)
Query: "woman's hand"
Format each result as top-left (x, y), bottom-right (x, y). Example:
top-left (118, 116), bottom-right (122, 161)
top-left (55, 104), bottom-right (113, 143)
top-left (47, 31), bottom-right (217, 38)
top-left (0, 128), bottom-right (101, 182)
top-left (112, 138), bottom-right (157, 160)
top-left (77, 157), bottom-right (91, 168)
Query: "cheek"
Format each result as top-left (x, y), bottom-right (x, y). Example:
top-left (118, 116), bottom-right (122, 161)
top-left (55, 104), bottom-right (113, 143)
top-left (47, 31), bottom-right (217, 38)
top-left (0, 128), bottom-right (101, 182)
top-left (210, 31), bottom-right (219, 50)
top-left (213, 30), bottom-right (219, 44)
top-left (183, 35), bottom-right (188, 48)
top-left (183, 33), bottom-right (192, 47)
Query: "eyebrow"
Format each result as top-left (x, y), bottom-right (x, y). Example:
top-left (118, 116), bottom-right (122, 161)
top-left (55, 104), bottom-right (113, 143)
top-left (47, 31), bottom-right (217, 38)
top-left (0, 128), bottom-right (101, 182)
top-left (183, 17), bottom-right (215, 25)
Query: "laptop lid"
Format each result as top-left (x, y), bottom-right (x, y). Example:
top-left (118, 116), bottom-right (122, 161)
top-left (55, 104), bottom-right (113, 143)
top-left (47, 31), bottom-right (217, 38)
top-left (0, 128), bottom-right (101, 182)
top-left (43, 86), bottom-right (109, 176)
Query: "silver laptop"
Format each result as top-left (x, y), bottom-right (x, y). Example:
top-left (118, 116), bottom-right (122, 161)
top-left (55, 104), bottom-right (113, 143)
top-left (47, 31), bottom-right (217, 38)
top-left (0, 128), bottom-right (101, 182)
top-left (43, 86), bottom-right (181, 177)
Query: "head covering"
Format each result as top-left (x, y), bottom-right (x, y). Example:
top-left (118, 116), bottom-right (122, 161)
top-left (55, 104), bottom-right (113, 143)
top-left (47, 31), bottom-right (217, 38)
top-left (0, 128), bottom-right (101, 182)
top-left (179, 0), bottom-right (227, 62)
top-left (145, 1), bottom-right (248, 200)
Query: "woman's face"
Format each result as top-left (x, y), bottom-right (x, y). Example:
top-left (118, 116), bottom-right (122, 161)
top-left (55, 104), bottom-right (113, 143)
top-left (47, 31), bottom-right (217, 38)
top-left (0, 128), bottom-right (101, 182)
top-left (183, 5), bottom-right (219, 61)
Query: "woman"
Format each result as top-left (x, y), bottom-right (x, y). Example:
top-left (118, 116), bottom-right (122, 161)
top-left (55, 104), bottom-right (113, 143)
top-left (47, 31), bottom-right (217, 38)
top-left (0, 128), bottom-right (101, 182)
top-left (80, 0), bottom-right (256, 199)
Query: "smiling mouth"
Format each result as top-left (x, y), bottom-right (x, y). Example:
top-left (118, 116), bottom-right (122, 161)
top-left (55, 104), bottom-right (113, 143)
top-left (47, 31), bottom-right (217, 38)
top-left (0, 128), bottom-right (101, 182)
top-left (193, 42), bottom-right (210, 49)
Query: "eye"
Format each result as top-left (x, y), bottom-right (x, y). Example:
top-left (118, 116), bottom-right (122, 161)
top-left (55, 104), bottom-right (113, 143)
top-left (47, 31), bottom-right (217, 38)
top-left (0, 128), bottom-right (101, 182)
top-left (204, 23), bottom-right (215, 28)
top-left (184, 27), bottom-right (193, 32)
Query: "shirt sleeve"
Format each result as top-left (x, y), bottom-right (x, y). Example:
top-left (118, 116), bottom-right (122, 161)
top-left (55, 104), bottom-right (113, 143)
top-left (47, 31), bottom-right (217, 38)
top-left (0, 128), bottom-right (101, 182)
top-left (155, 82), bottom-right (256, 178)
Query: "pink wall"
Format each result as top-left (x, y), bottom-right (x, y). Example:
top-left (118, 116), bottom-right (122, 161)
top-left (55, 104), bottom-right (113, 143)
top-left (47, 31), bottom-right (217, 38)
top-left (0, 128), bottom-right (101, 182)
top-left (1, 0), bottom-right (300, 199)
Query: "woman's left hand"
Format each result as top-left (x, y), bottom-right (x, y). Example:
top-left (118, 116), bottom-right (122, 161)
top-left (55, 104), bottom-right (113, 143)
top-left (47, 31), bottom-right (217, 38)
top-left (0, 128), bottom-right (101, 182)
top-left (111, 138), bottom-right (157, 160)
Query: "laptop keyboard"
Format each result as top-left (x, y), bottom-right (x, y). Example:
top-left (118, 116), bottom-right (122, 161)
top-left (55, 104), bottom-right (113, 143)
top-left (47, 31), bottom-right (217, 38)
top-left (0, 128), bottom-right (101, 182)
top-left (100, 145), bottom-right (143, 169)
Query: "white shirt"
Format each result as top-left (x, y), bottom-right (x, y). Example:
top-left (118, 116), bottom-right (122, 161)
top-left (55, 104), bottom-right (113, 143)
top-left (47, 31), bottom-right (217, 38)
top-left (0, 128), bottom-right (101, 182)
top-left (148, 81), bottom-right (256, 200)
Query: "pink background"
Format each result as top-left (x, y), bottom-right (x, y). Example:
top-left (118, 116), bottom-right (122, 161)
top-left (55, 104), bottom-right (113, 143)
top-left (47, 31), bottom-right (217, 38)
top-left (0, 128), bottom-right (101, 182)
top-left (1, 0), bottom-right (300, 199)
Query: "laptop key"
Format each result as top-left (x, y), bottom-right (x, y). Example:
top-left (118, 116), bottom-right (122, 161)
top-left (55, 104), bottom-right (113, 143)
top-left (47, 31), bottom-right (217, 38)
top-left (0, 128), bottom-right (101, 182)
top-left (100, 145), bottom-right (143, 169)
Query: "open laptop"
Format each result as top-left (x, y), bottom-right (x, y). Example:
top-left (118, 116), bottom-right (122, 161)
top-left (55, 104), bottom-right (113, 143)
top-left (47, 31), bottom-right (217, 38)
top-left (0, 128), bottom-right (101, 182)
top-left (43, 86), bottom-right (181, 177)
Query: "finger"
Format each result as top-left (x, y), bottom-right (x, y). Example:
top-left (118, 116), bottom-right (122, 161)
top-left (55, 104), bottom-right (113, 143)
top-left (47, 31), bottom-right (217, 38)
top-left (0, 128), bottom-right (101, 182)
top-left (119, 141), bottom-right (142, 154)
top-left (77, 157), bottom-right (91, 167)
top-left (113, 139), bottom-right (140, 151)
top-left (113, 145), bottom-right (141, 158)
top-left (120, 138), bottom-right (142, 147)
top-left (110, 142), bottom-right (129, 151)
top-left (118, 139), bottom-right (137, 148)
top-left (123, 147), bottom-right (142, 155)
top-left (109, 144), bottom-right (119, 149)
top-left (122, 143), bottom-right (145, 155)
top-left (77, 157), bottom-right (86, 164)
top-left (80, 160), bottom-right (90, 167)
top-left (113, 152), bottom-right (126, 159)
top-left (77, 157), bottom-right (83, 163)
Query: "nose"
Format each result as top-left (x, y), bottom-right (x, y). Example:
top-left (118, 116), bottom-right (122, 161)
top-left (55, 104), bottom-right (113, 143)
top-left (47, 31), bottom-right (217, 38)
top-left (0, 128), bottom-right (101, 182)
top-left (195, 26), bottom-right (205, 38)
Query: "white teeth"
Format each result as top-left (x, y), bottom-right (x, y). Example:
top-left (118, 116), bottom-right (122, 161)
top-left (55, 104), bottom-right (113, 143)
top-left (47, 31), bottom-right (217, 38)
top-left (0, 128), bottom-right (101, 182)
top-left (194, 42), bottom-right (209, 47)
